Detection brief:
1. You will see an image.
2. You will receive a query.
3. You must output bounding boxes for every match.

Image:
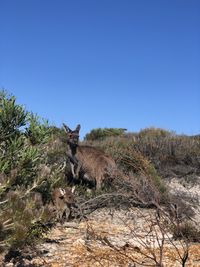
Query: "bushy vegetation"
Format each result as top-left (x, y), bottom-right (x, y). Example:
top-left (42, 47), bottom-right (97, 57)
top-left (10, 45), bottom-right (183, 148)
top-left (85, 127), bottom-right (200, 180)
top-left (0, 91), bottom-right (67, 251)
top-left (82, 127), bottom-right (200, 242)
top-left (84, 127), bottom-right (127, 141)
top-left (83, 134), bottom-right (166, 197)
top-left (0, 91), bottom-right (199, 265)
top-left (134, 127), bottom-right (200, 178)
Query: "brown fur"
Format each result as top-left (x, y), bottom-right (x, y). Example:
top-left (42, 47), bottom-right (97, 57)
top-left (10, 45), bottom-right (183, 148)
top-left (74, 145), bottom-right (116, 189)
top-left (52, 187), bottom-right (75, 222)
top-left (63, 124), bottom-right (117, 190)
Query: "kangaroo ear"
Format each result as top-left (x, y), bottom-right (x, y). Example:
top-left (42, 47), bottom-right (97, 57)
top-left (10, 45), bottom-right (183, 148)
top-left (75, 124), bottom-right (81, 133)
top-left (71, 186), bottom-right (76, 193)
top-left (63, 123), bottom-right (72, 133)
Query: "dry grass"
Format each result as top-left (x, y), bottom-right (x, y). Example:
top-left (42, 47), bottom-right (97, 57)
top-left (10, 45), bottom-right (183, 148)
top-left (72, 243), bottom-right (200, 267)
top-left (29, 208), bottom-right (200, 267)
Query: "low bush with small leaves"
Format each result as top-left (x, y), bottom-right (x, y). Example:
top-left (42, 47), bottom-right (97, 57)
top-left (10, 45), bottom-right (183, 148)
top-left (0, 91), bottom-right (65, 252)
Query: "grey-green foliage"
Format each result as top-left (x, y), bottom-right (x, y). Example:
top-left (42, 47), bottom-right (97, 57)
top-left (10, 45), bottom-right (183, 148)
top-left (0, 91), bottom-right (55, 249)
top-left (25, 113), bottom-right (52, 145)
top-left (0, 136), bottom-right (40, 188)
top-left (84, 127), bottom-right (127, 141)
top-left (0, 93), bottom-right (27, 141)
top-left (0, 93), bottom-right (41, 187)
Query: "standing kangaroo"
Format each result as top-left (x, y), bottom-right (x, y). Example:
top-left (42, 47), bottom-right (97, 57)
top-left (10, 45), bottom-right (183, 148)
top-left (63, 124), bottom-right (116, 190)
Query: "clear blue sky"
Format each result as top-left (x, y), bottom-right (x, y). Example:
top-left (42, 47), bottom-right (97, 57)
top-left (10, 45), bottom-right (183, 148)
top-left (1, 0), bottom-right (200, 138)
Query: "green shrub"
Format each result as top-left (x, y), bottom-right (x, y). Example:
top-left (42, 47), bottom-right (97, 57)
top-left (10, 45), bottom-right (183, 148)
top-left (0, 91), bottom-right (63, 251)
top-left (84, 127), bottom-right (127, 141)
top-left (25, 113), bottom-right (52, 145)
top-left (0, 92), bottom-right (27, 142)
top-left (138, 127), bottom-right (173, 139)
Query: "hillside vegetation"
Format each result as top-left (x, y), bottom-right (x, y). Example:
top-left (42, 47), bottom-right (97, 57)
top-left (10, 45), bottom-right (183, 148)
top-left (0, 92), bottom-right (68, 251)
top-left (85, 127), bottom-right (200, 181)
top-left (0, 91), bottom-right (200, 266)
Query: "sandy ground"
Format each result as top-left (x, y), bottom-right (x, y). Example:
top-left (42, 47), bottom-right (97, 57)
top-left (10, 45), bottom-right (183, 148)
top-left (8, 208), bottom-right (199, 267)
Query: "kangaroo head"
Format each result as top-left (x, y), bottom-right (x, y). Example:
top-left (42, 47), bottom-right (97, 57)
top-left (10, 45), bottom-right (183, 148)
top-left (63, 123), bottom-right (81, 146)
